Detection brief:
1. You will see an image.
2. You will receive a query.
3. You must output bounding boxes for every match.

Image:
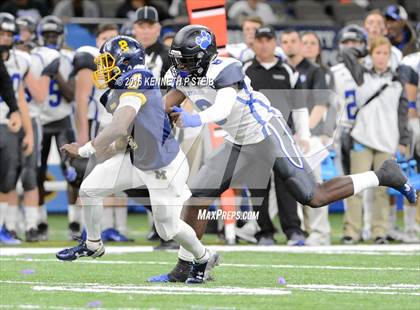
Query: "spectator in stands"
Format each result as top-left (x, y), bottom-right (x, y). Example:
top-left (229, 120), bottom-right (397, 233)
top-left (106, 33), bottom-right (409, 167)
top-left (243, 26), bottom-right (307, 245)
top-left (162, 31), bottom-right (175, 47)
top-left (343, 36), bottom-right (410, 245)
top-left (1, 0), bottom-right (48, 20)
top-left (226, 16), bottom-right (285, 63)
top-left (116, 0), bottom-right (171, 22)
top-left (52, 0), bottom-right (99, 18)
top-left (228, 0), bottom-right (278, 25)
top-left (384, 5), bottom-right (417, 56)
top-left (132, 6), bottom-right (170, 79)
top-left (300, 31), bottom-right (336, 246)
top-left (363, 9), bottom-right (402, 71)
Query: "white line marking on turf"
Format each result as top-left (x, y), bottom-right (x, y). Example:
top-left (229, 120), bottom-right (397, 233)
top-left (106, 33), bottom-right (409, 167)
top-left (2, 280), bottom-right (420, 297)
top-left (1, 244), bottom-right (419, 256)
top-left (287, 284), bottom-right (420, 296)
top-left (0, 280), bottom-right (291, 296)
top-left (1, 257), bottom-right (419, 272)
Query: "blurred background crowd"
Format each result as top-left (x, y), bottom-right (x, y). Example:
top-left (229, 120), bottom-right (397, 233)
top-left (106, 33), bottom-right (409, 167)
top-left (0, 0), bottom-right (419, 248)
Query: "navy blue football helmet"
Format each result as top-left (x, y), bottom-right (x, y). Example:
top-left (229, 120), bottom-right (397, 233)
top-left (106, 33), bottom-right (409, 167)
top-left (93, 35), bottom-right (145, 89)
top-left (337, 24), bottom-right (368, 57)
top-left (169, 25), bottom-right (217, 78)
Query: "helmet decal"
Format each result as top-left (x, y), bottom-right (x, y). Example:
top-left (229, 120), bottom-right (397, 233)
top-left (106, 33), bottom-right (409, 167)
top-left (195, 30), bottom-right (212, 50)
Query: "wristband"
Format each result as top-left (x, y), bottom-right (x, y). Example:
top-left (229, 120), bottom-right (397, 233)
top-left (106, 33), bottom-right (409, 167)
top-left (78, 141), bottom-right (96, 158)
top-left (408, 101), bottom-right (417, 109)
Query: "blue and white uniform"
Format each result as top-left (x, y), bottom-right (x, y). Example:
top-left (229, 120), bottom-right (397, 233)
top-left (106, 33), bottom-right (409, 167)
top-left (0, 49), bottom-right (31, 192)
top-left (165, 56), bottom-right (316, 204)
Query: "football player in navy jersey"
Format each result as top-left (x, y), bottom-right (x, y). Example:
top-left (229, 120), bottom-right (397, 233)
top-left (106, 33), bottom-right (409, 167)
top-left (56, 36), bottom-right (219, 284)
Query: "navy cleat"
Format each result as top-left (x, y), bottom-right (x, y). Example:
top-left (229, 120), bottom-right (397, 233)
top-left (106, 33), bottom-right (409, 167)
top-left (376, 159), bottom-right (417, 203)
top-left (147, 258), bottom-right (192, 283)
top-left (186, 251), bottom-right (220, 284)
top-left (56, 240), bottom-right (105, 261)
top-left (101, 228), bottom-right (133, 242)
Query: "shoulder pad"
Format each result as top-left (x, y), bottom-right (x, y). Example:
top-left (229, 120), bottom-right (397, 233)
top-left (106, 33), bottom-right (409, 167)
top-left (72, 51), bottom-right (95, 75)
top-left (209, 57), bottom-right (245, 89)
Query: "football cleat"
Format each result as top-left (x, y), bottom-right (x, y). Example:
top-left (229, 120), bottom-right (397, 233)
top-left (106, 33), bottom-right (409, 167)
top-left (101, 228), bottom-right (133, 242)
top-left (376, 159), bottom-right (417, 203)
top-left (186, 250), bottom-right (220, 284)
top-left (56, 240), bottom-right (105, 261)
top-left (0, 227), bottom-right (21, 245)
top-left (147, 259), bottom-right (192, 283)
top-left (25, 228), bottom-right (39, 242)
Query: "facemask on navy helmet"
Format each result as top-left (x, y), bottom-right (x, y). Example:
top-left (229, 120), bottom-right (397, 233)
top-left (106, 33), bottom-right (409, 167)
top-left (93, 35), bottom-right (145, 89)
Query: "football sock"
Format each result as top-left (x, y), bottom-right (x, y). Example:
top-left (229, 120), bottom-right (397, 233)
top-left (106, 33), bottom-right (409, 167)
top-left (6, 205), bottom-right (18, 231)
top-left (114, 206), bottom-right (128, 234)
top-left (86, 239), bottom-right (102, 251)
top-left (173, 220), bottom-right (207, 261)
top-left (81, 197), bottom-right (103, 241)
top-left (39, 204), bottom-right (48, 224)
top-left (101, 207), bottom-right (114, 231)
top-left (178, 246), bottom-right (195, 263)
top-left (0, 202), bottom-right (7, 227)
top-left (24, 206), bottom-right (39, 231)
top-left (68, 204), bottom-right (82, 224)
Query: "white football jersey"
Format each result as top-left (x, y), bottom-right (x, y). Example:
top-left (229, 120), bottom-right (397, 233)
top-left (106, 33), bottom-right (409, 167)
top-left (363, 46), bottom-right (402, 72)
top-left (165, 56), bottom-right (278, 145)
top-left (28, 46), bottom-right (61, 119)
top-left (0, 49), bottom-right (30, 124)
top-left (226, 42), bottom-right (285, 63)
top-left (73, 46), bottom-right (112, 125)
top-left (331, 62), bottom-right (359, 128)
top-left (401, 51), bottom-right (420, 106)
top-left (40, 49), bottom-right (75, 125)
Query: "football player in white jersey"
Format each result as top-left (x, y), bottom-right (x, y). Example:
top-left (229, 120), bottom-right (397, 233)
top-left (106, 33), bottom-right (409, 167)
top-left (0, 13), bottom-right (58, 242)
top-left (148, 25), bottom-right (416, 283)
top-left (72, 24), bottom-right (131, 241)
top-left (396, 25), bottom-right (420, 243)
top-left (35, 16), bottom-right (77, 241)
top-left (363, 10), bottom-right (402, 72)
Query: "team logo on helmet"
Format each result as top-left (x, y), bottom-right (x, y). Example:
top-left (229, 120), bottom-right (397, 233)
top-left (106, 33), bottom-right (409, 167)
top-left (195, 30), bottom-right (212, 50)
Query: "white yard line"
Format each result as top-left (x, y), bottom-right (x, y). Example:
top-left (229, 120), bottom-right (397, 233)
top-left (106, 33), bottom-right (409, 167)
top-left (0, 281), bottom-right (291, 296)
top-left (1, 257), bottom-right (419, 272)
top-left (2, 280), bottom-right (419, 297)
top-left (1, 244), bottom-right (419, 256)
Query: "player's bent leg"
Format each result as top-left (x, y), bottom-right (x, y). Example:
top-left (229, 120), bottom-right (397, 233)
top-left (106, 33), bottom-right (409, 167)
top-left (57, 152), bottom-right (138, 261)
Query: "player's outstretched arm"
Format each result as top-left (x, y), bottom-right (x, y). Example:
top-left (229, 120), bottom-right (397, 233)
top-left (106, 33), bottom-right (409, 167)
top-left (171, 86), bottom-right (237, 128)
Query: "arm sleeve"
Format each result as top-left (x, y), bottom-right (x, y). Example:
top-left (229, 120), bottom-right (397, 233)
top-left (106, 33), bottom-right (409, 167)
top-left (397, 90), bottom-right (410, 146)
top-left (0, 57), bottom-right (18, 114)
top-left (198, 87), bottom-right (237, 124)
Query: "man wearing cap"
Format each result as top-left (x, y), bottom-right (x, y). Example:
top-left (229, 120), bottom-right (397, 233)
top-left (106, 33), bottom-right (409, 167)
top-left (384, 5), bottom-right (417, 56)
top-left (244, 26), bottom-right (310, 246)
top-left (132, 5), bottom-right (171, 79)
